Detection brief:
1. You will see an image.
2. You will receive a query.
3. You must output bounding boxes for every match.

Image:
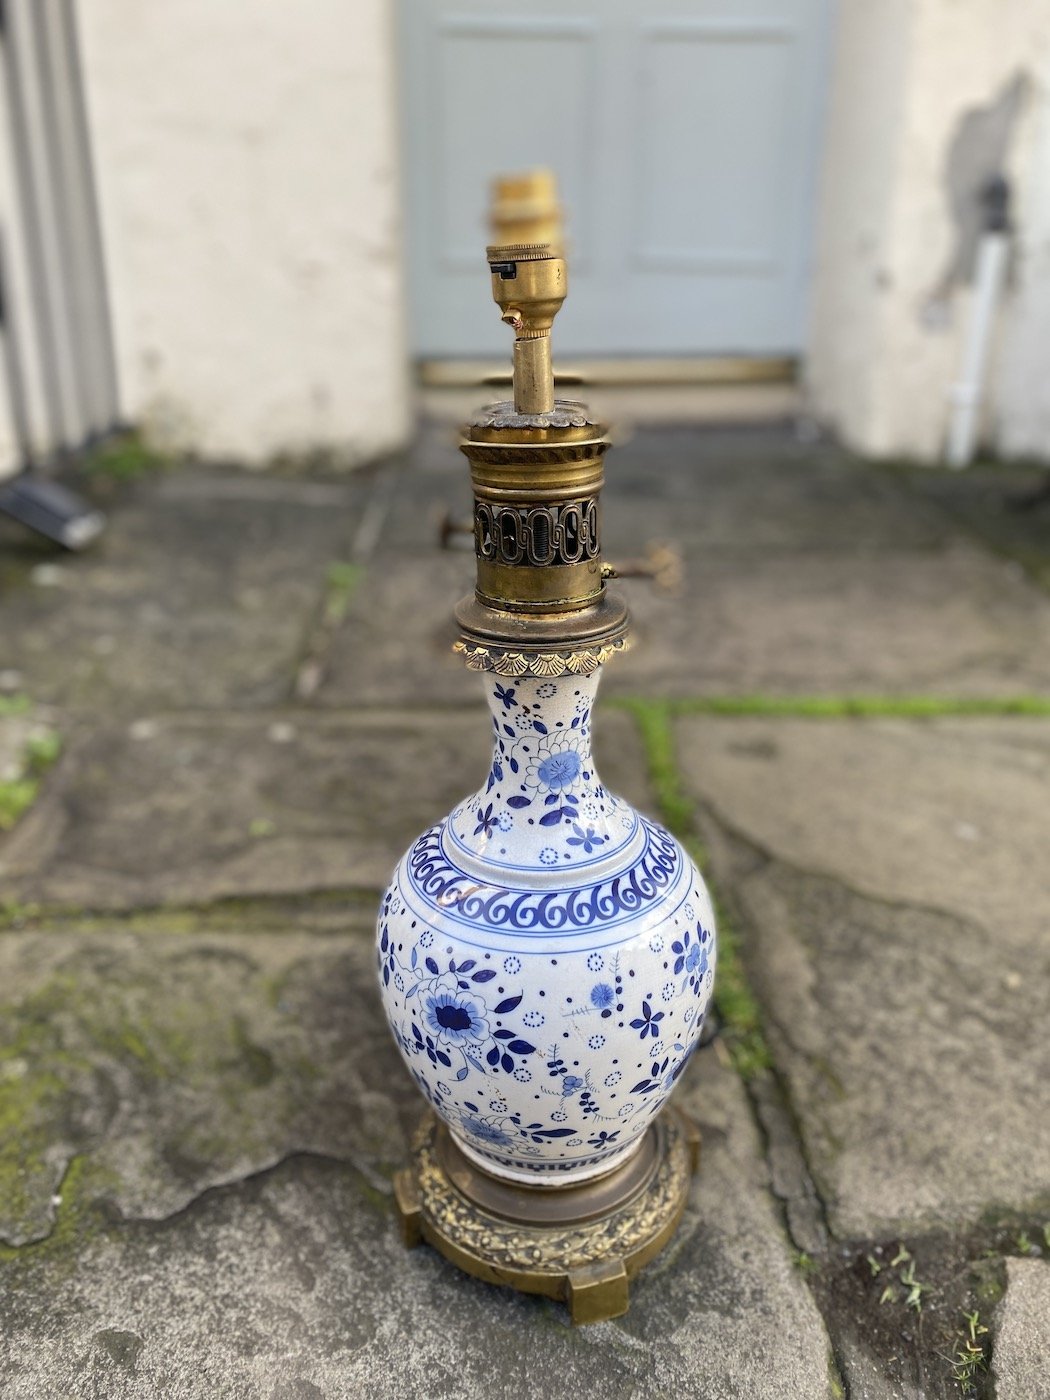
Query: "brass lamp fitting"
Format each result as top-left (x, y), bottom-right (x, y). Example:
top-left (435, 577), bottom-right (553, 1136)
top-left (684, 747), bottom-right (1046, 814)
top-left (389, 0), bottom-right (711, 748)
top-left (490, 169), bottom-right (563, 249)
top-left (486, 242), bottom-right (566, 415)
top-left (454, 242), bottom-right (629, 678)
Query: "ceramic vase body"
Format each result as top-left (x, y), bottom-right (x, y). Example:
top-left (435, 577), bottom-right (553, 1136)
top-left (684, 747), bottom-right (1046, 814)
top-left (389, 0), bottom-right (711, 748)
top-left (376, 669), bottom-right (716, 1185)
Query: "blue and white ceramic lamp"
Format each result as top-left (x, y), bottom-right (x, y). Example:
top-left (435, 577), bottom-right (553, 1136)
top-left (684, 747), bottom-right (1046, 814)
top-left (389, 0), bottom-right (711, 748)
top-left (378, 236), bottom-right (716, 1318)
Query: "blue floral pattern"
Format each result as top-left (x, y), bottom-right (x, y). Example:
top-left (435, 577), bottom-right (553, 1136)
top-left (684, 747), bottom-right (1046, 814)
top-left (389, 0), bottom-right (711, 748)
top-left (422, 977), bottom-right (490, 1046)
top-left (377, 669), bottom-right (716, 1180)
top-left (537, 748), bottom-right (581, 790)
top-left (630, 1000), bottom-right (665, 1040)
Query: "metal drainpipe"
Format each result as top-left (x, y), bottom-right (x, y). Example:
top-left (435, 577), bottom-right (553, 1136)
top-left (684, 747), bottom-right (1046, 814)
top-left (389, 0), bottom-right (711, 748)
top-left (945, 175), bottom-right (1011, 469)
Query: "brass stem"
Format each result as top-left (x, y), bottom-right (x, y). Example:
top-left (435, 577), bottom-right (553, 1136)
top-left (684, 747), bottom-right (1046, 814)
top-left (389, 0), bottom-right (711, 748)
top-left (513, 336), bottom-right (554, 414)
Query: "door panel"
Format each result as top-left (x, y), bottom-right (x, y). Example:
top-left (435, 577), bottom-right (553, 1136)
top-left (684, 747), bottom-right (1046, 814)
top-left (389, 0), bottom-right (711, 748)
top-left (431, 19), bottom-right (598, 273)
top-left (400, 0), bottom-right (832, 358)
top-left (634, 24), bottom-right (795, 272)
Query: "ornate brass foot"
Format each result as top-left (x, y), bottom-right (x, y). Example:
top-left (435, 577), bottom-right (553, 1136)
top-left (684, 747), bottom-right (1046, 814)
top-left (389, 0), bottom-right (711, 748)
top-left (393, 1169), bottom-right (423, 1249)
top-left (392, 1105), bottom-right (700, 1324)
top-left (566, 1259), bottom-right (629, 1324)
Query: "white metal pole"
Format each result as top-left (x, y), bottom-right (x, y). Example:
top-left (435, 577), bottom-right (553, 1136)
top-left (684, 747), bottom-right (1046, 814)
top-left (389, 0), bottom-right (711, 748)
top-left (945, 231), bottom-right (1009, 469)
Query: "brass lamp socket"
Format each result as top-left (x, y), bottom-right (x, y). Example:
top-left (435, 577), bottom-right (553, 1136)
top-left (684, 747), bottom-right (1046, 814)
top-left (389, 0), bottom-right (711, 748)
top-left (486, 243), bottom-right (566, 415)
top-left (486, 242), bottom-right (567, 336)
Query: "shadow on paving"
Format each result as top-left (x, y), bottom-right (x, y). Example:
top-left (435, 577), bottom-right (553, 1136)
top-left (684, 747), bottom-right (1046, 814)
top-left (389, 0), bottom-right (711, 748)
top-left (893, 457), bottom-right (1050, 592)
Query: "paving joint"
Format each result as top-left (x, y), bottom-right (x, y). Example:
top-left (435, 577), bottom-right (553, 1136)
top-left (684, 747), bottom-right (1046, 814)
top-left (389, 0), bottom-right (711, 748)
top-left (0, 888), bottom-right (385, 936)
top-left (291, 562), bottom-right (365, 701)
top-left (610, 693), bottom-right (1050, 718)
top-left (620, 697), bottom-right (771, 1078)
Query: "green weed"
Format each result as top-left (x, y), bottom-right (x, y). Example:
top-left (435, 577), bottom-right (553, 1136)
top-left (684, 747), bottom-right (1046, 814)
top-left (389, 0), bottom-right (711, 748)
top-left (323, 562), bottom-right (362, 626)
top-left (81, 431), bottom-right (168, 480)
top-left (947, 1310), bottom-right (989, 1394)
top-left (615, 694), bottom-right (1050, 720)
top-left (0, 720), bottom-right (62, 831)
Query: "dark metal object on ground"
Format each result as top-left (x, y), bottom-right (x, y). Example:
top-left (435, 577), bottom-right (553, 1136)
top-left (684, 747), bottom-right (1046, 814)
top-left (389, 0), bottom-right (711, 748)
top-left (0, 469), bottom-right (104, 549)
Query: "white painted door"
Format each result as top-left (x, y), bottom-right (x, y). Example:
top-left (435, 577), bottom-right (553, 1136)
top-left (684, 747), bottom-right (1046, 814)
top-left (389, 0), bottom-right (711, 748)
top-left (399, 0), bottom-right (832, 358)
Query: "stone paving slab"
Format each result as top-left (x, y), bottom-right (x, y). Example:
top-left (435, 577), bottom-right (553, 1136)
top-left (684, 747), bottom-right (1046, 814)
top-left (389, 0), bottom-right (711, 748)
top-left (603, 425), bottom-right (954, 553)
top-left (676, 715), bottom-right (1050, 1238)
top-left (614, 538), bottom-right (1050, 698)
top-left (318, 539), bottom-right (1050, 707)
top-left (0, 920), bottom-right (835, 1398)
top-left (0, 470), bottom-right (361, 713)
top-left (319, 425), bottom-right (1050, 705)
top-left (898, 460), bottom-right (1050, 591)
top-left (0, 922), bottom-right (404, 1246)
top-left (0, 707), bottom-right (651, 911)
top-left (993, 1259), bottom-right (1050, 1398)
top-left (317, 552), bottom-right (477, 708)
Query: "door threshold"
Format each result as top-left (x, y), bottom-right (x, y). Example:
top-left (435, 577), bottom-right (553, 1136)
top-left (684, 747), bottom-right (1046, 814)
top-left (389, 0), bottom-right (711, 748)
top-left (419, 380), bottom-right (802, 427)
top-left (419, 355), bottom-right (797, 390)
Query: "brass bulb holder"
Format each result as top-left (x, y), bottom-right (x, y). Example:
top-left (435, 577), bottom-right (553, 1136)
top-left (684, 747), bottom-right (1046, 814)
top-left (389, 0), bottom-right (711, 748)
top-left (454, 402), bottom-right (630, 675)
top-left (486, 243), bottom-right (566, 416)
top-left (490, 169), bottom-right (564, 249)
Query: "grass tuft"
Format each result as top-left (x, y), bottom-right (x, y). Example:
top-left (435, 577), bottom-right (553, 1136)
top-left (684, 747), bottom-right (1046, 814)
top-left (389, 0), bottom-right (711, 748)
top-left (0, 721), bottom-right (62, 831)
top-left (947, 1309), bottom-right (989, 1393)
top-left (81, 430), bottom-right (170, 480)
top-left (323, 562), bottom-right (363, 626)
top-left (0, 779), bottom-right (38, 831)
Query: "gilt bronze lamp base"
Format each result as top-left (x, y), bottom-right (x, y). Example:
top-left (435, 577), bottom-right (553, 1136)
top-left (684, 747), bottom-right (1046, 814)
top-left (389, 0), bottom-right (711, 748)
top-left (394, 1106), bottom-right (700, 1324)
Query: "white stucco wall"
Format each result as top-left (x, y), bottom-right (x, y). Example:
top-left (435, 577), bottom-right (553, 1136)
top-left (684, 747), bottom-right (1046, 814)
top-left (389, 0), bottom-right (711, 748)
top-left (77, 0), bottom-right (410, 466)
top-left (807, 0), bottom-right (1050, 462)
top-left (804, 0), bottom-right (916, 456)
top-left (996, 51), bottom-right (1050, 457)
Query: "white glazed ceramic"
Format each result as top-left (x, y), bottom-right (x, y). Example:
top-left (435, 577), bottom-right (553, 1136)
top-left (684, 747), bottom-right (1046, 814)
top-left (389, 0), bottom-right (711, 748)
top-left (376, 668), bottom-right (716, 1185)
